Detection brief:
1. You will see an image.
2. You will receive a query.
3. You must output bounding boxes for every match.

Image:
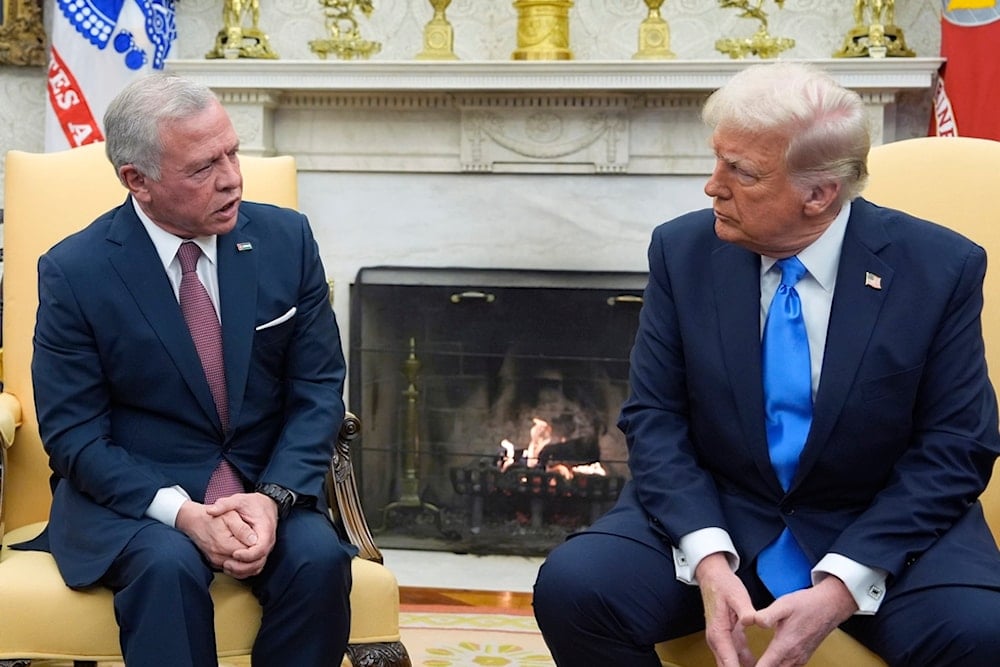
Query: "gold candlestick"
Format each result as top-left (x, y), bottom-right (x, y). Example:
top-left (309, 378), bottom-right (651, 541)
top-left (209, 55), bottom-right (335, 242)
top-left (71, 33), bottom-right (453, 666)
top-left (206, 0), bottom-right (279, 59)
top-left (834, 0), bottom-right (915, 58)
top-left (715, 0), bottom-right (794, 60)
top-left (416, 0), bottom-right (459, 60)
top-left (511, 0), bottom-right (574, 61)
top-left (633, 0), bottom-right (675, 60)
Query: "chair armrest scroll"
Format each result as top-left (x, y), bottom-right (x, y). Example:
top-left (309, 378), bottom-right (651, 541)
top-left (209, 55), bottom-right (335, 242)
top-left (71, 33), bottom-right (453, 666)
top-left (0, 392), bottom-right (22, 450)
top-left (328, 411), bottom-right (384, 564)
top-left (0, 391), bottom-right (23, 543)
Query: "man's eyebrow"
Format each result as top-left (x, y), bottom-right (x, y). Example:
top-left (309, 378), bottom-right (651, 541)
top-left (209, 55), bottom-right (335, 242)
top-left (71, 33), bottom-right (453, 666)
top-left (716, 150), bottom-right (756, 171)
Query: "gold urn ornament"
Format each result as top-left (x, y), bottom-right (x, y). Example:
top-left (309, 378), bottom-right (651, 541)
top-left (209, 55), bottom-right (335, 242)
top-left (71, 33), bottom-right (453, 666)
top-left (634, 0), bottom-right (675, 60)
top-left (416, 0), bottom-right (459, 60)
top-left (512, 0), bottom-right (574, 61)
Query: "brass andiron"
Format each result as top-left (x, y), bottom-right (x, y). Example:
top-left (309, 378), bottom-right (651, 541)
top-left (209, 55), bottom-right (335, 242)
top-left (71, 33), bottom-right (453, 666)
top-left (633, 0), bottom-right (675, 60)
top-left (715, 0), bottom-right (795, 60)
top-left (416, 0), bottom-right (458, 60)
top-left (512, 0), bottom-right (575, 60)
top-left (379, 339), bottom-right (452, 538)
top-left (310, 0), bottom-right (382, 60)
top-left (206, 0), bottom-right (279, 59)
top-left (834, 0), bottom-right (914, 58)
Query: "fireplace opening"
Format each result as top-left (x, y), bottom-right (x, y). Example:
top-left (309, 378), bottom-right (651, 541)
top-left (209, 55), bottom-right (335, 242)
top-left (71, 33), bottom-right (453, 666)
top-left (349, 266), bottom-right (645, 556)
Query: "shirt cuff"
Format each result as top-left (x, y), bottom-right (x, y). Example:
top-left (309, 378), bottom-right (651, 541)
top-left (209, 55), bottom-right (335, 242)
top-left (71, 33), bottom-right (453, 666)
top-left (145, 485), bottom-right (191, 527)
top-left (673, 527), bottom-right (740, 585)
top-left (813, 553), bottom-right (888, 615)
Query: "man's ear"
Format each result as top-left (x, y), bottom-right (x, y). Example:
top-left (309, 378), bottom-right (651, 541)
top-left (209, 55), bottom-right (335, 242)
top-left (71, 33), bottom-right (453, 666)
top-left (803, 181), bottom-right (841, 217)
top-left (119, 165), bottom-right (150, 201)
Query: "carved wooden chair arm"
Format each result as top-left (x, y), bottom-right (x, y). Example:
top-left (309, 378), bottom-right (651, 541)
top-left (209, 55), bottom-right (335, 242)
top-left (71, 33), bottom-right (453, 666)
top-left (328, 411), bottom-right (383, 563)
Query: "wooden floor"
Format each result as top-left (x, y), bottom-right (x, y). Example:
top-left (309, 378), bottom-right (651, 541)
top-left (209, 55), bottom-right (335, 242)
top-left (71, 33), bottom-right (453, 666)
top-left (399, 586), bottom-right (533, 612)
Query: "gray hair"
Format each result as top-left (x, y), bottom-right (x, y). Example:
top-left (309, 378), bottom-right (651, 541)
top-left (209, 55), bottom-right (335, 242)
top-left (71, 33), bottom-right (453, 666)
top-left (702, 62), bottom-right (870, 206)
top-left (104, 72), bottom-right (219, 182)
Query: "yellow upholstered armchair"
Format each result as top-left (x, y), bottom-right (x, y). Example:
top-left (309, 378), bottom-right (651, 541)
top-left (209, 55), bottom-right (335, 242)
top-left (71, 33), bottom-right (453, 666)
top-left (0, 142), bottom-right (409, 667)
top-left (657, 136), bottom-right (1000, 667)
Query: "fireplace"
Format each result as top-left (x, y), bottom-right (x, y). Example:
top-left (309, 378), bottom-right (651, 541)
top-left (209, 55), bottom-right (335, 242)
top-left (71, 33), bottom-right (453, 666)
top-left (349, 266), bottom-right (645, 555)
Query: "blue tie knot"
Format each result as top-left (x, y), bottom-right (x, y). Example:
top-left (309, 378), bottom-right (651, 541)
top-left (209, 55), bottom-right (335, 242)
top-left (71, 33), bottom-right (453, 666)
top-left (777, 256), bottom-right (806, 288)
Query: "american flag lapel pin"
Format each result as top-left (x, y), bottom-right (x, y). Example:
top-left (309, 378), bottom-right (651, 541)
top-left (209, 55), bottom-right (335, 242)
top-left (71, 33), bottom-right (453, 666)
top-left (865, 271), bottom-right (882, 290)
top-left (236, 242), bottom-right (253, 252)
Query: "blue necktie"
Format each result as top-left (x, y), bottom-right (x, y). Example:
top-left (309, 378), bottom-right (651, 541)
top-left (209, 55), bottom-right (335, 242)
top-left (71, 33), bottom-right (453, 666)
top-left (757, 256), bottom-right (813, 597)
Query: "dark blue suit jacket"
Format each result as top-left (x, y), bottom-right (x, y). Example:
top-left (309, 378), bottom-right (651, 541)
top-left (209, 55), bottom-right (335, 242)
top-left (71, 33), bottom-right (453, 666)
top-left (592, 197), bottom-right (1000, 597)
top-left (30, 199), bottom-right (346, 587)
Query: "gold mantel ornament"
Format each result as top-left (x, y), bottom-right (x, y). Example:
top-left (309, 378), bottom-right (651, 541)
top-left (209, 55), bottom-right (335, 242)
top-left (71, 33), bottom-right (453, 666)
top-left (0, 0), bottom-right (46, 66)
top-left (206, 0), bottom-right (279, 59)
top-left (310, 0), bottom-right (382, 59)
top-left (633, 0), bottom-right (675, 60)
top-left (715, 0), bottom-right (795, 60)
top-left (512, 0), bottom-right (574, 61)
top-left (416, 0), bottom-right (458, 60)
top-left (835, 0), bottom-right (915, 58)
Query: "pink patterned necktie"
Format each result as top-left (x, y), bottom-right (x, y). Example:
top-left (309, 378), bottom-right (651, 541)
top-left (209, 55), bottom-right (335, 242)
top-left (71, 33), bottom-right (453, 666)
top-left (177, 242), bottom-right (242, 503)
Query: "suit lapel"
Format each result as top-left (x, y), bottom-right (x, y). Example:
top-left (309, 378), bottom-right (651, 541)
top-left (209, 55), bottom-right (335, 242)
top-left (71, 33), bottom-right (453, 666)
top-left (792, 200), bottom-right (893, 490)
top-left (712, 243), bottom-right (779, 489)
top-left (105, 201), bottom-right (223, 431)
top-left (217, 210), bottom-right (259, 436)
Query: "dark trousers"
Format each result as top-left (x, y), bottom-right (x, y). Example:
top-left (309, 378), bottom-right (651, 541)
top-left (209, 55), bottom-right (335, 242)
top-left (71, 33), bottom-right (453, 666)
top-left (534, 530), bottom-right (1000, 667)
top-left (102, 510), bottom-right (353, 667)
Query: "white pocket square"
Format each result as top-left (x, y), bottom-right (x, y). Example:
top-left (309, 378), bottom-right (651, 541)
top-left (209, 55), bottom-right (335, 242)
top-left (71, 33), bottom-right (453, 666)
top-left (255, 306), bottom-right (297, 331)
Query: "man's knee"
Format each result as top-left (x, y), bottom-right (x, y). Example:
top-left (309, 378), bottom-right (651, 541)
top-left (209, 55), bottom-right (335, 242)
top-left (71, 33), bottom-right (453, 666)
top-left (930, 601), bottom-right (1000, 666)
top-left (298, 538), bottom-right (353, 595)
top-left (269, 515), bottom-right (353, 599)
top-left (534, 540), bottom-right (603, 627)
top-left (853, 586), bottom-right (1000, 667)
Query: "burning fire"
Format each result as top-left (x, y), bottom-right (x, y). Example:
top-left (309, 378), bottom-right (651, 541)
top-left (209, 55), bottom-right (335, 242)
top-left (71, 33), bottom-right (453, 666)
top-left (497, 416), bottom-right (606, 480)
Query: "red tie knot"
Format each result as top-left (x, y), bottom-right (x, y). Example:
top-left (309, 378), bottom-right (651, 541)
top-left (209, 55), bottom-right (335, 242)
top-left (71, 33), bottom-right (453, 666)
top-left (178, 242), bottom-right (202, 274)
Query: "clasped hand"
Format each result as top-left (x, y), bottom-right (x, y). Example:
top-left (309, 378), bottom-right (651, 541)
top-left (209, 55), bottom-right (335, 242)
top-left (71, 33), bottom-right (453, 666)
top-left (175, 492), bottom-right (279, 579)
top-left (697, 553), bottom-right (858, 667)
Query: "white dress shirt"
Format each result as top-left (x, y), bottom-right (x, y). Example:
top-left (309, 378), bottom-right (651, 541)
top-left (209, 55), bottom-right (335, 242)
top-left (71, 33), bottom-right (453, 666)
top-left (673, 202), bottom-right (888, 614)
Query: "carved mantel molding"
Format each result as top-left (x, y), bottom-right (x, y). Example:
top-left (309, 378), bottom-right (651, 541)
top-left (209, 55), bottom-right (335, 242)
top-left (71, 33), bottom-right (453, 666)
top-left (167, 58), bottom-right (943, 175)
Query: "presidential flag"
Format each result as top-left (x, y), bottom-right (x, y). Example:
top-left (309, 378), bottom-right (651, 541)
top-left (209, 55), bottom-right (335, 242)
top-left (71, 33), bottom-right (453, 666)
top-left (45, 0), bottom-right (178, 151)
top-left (932, 1), bottom-right (1000, 140)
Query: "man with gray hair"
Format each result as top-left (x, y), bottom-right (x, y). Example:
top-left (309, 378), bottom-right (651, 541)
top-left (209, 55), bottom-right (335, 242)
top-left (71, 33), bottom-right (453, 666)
top-left (534, 62), bottom-right (1000, 666)
top-left (26, 72), bottom-right (354, 666)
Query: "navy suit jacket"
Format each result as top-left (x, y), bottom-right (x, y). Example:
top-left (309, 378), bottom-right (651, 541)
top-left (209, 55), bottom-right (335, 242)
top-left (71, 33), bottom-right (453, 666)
top-left (30, 199), bottom-right (347, 587)
top-left (593, 198), bottom-right (1000, 597)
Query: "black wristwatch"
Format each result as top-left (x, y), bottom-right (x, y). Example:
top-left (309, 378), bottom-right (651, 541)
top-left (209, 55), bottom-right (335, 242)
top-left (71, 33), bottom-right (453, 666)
top-left (256, 482), bottom-right (294, 519)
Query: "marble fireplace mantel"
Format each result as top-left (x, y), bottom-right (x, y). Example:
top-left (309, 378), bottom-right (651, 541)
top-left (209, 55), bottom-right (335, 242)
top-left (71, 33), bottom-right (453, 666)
top-left (167, 58), bottom-right (943, 176)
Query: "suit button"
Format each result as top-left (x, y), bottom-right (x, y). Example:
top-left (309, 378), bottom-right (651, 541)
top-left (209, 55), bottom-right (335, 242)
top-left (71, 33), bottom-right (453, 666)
top-left (782, 506), bottom-right (795, 516)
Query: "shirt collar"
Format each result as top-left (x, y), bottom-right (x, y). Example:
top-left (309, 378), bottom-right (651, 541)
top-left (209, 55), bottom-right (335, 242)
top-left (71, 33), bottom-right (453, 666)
top-left (760, 201), bottom-right (851, 293)
top-left (131, 197), bottom-right (218, 270)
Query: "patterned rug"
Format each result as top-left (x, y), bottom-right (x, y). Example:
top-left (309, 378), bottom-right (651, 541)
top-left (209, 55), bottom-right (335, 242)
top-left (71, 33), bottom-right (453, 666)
top-left (28, 608), bottom-right (554, 667)
top-left (399, 607), bottom-right (554, 667)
